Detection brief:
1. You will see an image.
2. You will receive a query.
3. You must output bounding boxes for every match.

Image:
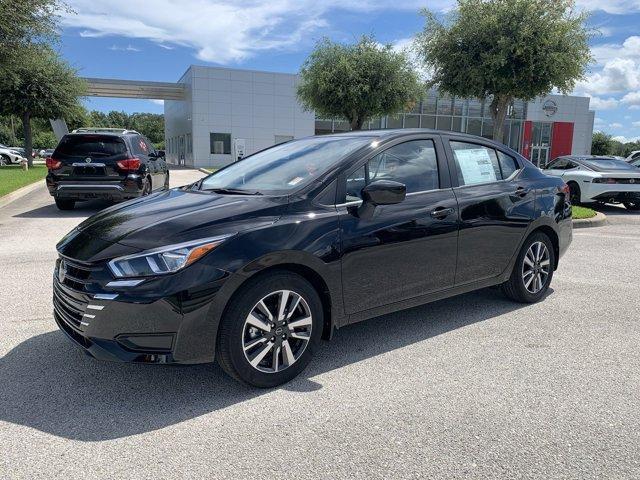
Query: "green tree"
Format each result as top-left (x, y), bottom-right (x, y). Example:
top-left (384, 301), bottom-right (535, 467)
top-left (297, 36), bottom-right (422, 130)
top-left (591, 132), bottom-right (613, 155)
top-left (0, 0), bottom-right (66, 75)
top-left (0, 45), bottom-right (85, 166)
top-left (415, 0), bottom-right (592, 142)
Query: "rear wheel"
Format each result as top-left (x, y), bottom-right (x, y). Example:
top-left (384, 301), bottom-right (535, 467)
top-left (624, 201), bottom-right (640, 211)
top-left (502, 232), bottom-right (555, 303)
top-left (55, 198), bottom-right (75, 210)
top-left (0, 154), bottom-right (9, 166)
top-left (216, 271), bottom-right (323, 388)
top-left (568, 181), bottom-right (581, 205)
top-left (142, 177), bottom-right (152, 196)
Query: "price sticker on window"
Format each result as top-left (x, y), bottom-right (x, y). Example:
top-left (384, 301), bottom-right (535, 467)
top-left (455, 148), bottom-right (497, 185)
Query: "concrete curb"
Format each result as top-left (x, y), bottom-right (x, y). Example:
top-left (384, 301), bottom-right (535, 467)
top-left (197, 168), bottom-right (212, 174)
top-left (0, 180), bottom-right (44, 210)
top-left (573, 211), bottom-right (607, 229)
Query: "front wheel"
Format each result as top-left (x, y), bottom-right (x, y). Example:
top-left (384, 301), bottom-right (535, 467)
top-left (502, 232), bottom-right (555, 303)
top-left (216, 271), bottom-right (323, 388)
top-left (142, 177), bottom-right (152, 196)
top-left (0, 154), bottom-right (9, 166)
top-left (623, 201), bottom-right (640, 211)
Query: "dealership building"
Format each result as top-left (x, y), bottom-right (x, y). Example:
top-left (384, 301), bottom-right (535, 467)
top-left (99, 65), bottom-right (594, 169)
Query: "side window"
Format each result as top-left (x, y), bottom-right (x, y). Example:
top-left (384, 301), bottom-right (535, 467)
top-left (497, 151), bottom-right (520, 178)
top-left (345, 139), bottom-right (439, 201)
top-left (131, 136), bottom-right (150, 156)
top-left (450, 141), bottom-right (502, 186)
top-left (548, 159), bottom-right (568, 170)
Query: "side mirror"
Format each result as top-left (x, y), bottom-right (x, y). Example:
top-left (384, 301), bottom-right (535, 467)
top-left (157, 150), bottom-right (165, 158)
top-left (361, 180), bottom-right (406, 206)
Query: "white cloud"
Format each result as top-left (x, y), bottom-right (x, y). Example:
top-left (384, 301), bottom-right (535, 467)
top-left (609, 122), bottom-right (624, 128)
top-left (613, 135), bottom-right (640, 142)
top-left (576, 0), bottom-right (640, 14)
top-left (149, 99), bottom-right (164, 105)
top-left (586, 95), bottom-right (620, 110)
top-left (109, 44), bottom-right (141, 52)
top-left (633, 121), bottom-right (640, 127)
top-left (622, 91), bottom-right (640, 106)
top-left (61, 0), bottom-right (443, 64)
top-left (590, 36), bottom-right (640, 65)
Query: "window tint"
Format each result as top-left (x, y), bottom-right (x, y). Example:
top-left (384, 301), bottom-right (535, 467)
top-left (450, 141), bottom-right (502, 186)
top-left (54, 135), bottom-right (128, 161)
top-left (497, 151), bottom-right (519, 178)
top-left (546, 158), bottom-right (569, 170)
top-left (131, 136), bottom-right (152, 156)
top-left (346, 139), bottom-right (439, 201)
top-left (210, 133), bottom-right (231, 154)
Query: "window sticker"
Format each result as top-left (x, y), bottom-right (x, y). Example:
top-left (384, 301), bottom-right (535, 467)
top-left (455, 148), bottom-right (497, 184)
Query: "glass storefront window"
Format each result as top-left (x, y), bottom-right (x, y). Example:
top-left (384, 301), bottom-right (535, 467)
top-left (315, 120), bottom-right (332, 135)
top-left (404, 115), bottom-right (420, 128)
top-left (333, 120), bottom-right (350, 132)
top-left (481, 118), bottom-right (494, 139)
top-left (451, 117), bottom-right (464, 132)
top-left (509, 121), bottom-right (522, 151)
top-left (422, 91), bottom-right (437, 114)
top-left (453, 98), bottom-right (467, 116)
top-left (467, 118), bottom-right (482, 136)
top-left (436, 116), bottom-right (452, 131)
top-left (437, 95), bottom-right (453, 115)
top-left (421, 115), bottom-right (436, 129)
top-left (387, 115), bottom-right (403, 129)
top-left (468, 99), bottom-right (482, 117)
top-left (370, 118), bottom-right (382, 129)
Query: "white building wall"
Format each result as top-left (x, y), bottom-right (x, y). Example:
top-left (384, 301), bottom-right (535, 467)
top-left (164, 68), bottom-right (193, 165)
top-left (185, 65), bottom-right (315, 168)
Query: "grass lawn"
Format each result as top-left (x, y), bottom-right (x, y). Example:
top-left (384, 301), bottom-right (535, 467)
top-left (0, 165), bottom-right (48, 198)
top-left (572, 205), bottom-right (597, 220)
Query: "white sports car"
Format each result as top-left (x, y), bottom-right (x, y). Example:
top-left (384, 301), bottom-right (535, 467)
top-left (543, 155), bottom-right (640, 211)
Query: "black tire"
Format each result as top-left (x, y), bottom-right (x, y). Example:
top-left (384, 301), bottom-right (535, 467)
top-left (567, 181), bottom-right (581, 205)
top-left (502, 231), bottom-right (555, 303)
top-left (623, 201), bottom-right (640, 211)
top-left (163, 172), bottom-right (170, 190)
top-left (216, 271), bottom-right (323, 388)
top-left (142, 176), bottom-right (152, 196)
top-left (55, 198), bottom-right (75, 210)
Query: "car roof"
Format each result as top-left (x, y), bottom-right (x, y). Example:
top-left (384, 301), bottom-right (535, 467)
top-left (327, 128), bottom-right (514, 150)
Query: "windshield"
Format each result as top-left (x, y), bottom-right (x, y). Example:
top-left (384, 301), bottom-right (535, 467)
top-left (584, 158), bottom-right (637, 171)
top-left (200, 136), bottom-right (372, 194)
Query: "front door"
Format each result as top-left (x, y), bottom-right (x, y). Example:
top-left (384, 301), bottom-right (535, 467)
top-left (531, 146), bottom-right (549, 168)
top-left (339, 137), bottom-right (459, 314)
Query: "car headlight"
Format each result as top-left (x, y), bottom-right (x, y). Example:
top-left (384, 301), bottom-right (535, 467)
top-left (108, 234), bottom-right (234, 278)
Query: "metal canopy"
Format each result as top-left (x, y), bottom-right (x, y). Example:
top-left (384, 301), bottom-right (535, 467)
top-left (83, 77), bottom-right (186, 100)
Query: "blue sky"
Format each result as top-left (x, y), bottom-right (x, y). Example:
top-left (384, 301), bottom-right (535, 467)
top-left (57, 0), bottom-right (640, 142)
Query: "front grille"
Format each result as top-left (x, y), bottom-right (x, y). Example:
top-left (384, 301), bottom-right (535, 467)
top-left (57, 256), bottom-right (100, 293)
top-left (53, 280), bottom-right (88, 330)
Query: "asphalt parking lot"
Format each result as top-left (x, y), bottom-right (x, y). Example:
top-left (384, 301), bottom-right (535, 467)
top-left (1, 171), bottom-right (639, 479)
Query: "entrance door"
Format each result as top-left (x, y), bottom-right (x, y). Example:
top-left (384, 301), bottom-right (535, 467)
top-left (530, 123), bottom-right (552, 167)
top-left (531, 146), bottom-right (549, 168)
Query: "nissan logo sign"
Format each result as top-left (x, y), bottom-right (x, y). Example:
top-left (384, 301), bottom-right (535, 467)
top-left (543, 100), bottom-right (558, 117)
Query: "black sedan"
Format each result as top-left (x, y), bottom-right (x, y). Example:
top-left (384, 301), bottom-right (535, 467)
top-left (54, 129), bottom-right (572, 387)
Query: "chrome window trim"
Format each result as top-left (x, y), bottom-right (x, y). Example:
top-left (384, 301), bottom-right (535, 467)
top-left (335, 187), bottom-right (443, 208)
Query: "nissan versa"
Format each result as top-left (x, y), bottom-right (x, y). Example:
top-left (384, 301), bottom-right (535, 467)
top-left (53, 129), bottom-right (572, 387)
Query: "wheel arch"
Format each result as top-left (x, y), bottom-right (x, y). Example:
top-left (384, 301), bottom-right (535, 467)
top-left (530, 225), bottom-right (560, 270)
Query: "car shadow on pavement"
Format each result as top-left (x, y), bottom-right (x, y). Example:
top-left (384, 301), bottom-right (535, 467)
top-left (0, 287), bottom-right (542, 442)
top-left (12, 200), bottom-right (109, 219)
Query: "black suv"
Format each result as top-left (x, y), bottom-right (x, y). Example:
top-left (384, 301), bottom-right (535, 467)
top-left (46, 128), bottom-right (169, 210)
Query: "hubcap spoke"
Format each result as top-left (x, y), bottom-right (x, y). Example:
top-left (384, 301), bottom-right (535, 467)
top-left (244, 337), bottom-right (267, 352)
top-left (272, 346), bottom-right (281, 372)
top-left (289, 331), bottom-right (310, 341)
top-left (257, 300), bottom-right (274, 322)
top-left (250, 342), bottom-right (274, 367)
top-left (288, 316), bottom-right (312, 329)
top-left (246, 313), bottom-right (271, 332)
top-left (286, 295), bottom-right (302, 319)
top-left (282, 340), bottom-right (295, 367)
top-left (277, 291), bottom-right (290, 320)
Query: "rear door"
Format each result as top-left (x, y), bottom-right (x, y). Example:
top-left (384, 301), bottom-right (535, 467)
top-left (53, 134), bottom-right (129, 181)
top-left (443, 137), bottom-right (534, 285)
top-left (338, 135), bottom-right (459, 314)
top-left (130, 135), bottom-right (162, 189)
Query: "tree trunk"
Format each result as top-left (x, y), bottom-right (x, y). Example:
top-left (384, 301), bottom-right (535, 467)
top-left (349, 114), bottom-right (364, 131)
top-left (22, 111), bottom-right (33, 168)
top-left (489, 95), bottom-right (511, 144)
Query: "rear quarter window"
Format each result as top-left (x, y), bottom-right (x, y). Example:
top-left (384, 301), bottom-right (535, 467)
top-left (55, 135), bottom-right (128, 161)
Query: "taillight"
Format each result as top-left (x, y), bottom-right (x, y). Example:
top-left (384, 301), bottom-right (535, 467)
top-left (592, 178), bottom-right (617, 184)
top-left (45, 157), bottom-right (62, 170)
top-left (116, 158), bottom-right (141, 171)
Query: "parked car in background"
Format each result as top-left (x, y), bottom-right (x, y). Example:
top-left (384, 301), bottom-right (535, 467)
top-left (41, 148), bottom-right (55, 159)
top-left (626, 150), bottom-right (640, 163)
top-left (45, 128), bottom-right (169, 210)
top-left (0, 144), bottom-right (26, 165)
top-left (53, 129), bottom-right (572, 387)
top-left (544, 155), bottom-right (640, 210)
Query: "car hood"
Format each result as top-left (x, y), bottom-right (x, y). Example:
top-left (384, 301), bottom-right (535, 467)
top-left (57, 189), bottom-right (287, 262)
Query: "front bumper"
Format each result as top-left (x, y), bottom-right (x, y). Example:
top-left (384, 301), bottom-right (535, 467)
top-left (46, 174), bottom-right (145, 201)
top-left (52, 257), bottom-right (230, 364)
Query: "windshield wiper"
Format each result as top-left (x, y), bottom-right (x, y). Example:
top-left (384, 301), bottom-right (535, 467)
top-left (202, 187), bottom-right (263, 195)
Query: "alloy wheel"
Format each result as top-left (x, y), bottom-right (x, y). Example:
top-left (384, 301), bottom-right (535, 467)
top-left (521, 241), bottom-right (551, 294)
top-left (242, 289), bottom-right (312, 373)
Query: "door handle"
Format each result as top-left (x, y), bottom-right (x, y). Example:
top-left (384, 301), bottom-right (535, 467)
top-left (514, 186), bottom-right (530, 197)
top-left (430, 207), bottom-right (455, 219)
